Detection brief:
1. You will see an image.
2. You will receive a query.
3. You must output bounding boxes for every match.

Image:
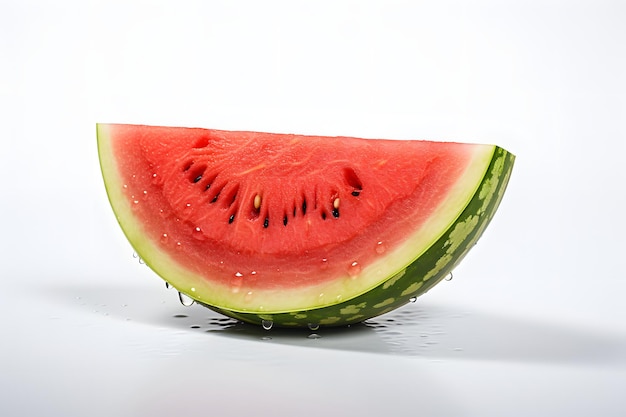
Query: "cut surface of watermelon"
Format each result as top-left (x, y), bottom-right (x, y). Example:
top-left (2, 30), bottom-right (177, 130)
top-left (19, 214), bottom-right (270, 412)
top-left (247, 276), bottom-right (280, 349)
top-left (98, 124), bottom-right (514, 327)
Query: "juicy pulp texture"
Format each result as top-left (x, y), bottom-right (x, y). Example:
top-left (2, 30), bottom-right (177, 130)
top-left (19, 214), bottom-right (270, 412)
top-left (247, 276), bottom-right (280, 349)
top-left (98, 124), bottom-right (514, 323)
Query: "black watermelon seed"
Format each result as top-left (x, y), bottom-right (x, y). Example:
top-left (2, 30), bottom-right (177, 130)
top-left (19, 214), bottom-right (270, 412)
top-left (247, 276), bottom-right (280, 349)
top-left (321, 212), bottom-right (327, 220)
top-left (351, 191), bottom-right (360, 197)
top-left (263, 218), bottom-right (269, 228)
top-left (228, 214), bottom-right (235, 224)
top-left (211, 194), bottom-right (219, 203)
top-left (302, 200), bottom-right (307, 215)
top-left (283, 215), bottom-right (288, 226)
top-left (332, 208), bottom-right (340, 218)
top-left (194, 175), bottom-right (203, 183)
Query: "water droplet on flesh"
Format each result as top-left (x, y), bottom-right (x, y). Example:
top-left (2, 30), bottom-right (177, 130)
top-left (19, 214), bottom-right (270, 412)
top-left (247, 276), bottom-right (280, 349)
top-left (375, 241), bottom-right (386, 254)
top-left (231, 272), bottom-right (244, 293)
top-left (178, 292), bottom-right (195, 307)
top-left (261, 319), bottom-right (273, 330)
top-left (192, 226), bottom-right (205, 240)
top-left (308, 323), bottom-right (320, 331)
top-left (348, 261), bottom-right (361, 277)
top-left (320, 258), bottom-right (329, 270)
top-left (160, 233), bottom-right (169, 244)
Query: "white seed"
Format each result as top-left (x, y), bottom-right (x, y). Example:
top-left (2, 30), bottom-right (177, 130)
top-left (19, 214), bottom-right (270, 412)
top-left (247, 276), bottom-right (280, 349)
top-left (254, 194), bottom-right (261, 210)
top-left (333, 197), bottom-right (340, 209)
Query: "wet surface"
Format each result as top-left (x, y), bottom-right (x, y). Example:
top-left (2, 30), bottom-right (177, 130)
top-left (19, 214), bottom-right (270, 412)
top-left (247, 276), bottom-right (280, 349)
top-left (41, 283), bottom-right (626, 366)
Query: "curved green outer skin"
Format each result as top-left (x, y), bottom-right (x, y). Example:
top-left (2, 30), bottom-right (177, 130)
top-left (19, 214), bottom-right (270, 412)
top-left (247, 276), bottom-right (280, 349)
top-left (201, 147), bottom-right (514, 328)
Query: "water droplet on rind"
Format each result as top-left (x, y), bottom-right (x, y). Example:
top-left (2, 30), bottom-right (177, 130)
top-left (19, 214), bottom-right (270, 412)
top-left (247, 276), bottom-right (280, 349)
top-left (409, 297), bottom-right (417, 303)
top-left (307, 333), bottom-right (322, 340)
top-left (178, 292), bottom-right (195, 307)
top-left (261, 320), bottom-right (273, 330)
top-left (307, 323), bottom-right (320, 331)
top-left (132, 252), bottom-right (144, 264)
top-left (445, 272), bottom-right (454, 281)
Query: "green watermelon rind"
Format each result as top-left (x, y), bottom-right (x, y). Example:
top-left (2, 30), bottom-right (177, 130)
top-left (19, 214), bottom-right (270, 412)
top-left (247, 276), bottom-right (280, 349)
top-left (204, 146), bottom-right (515, 328)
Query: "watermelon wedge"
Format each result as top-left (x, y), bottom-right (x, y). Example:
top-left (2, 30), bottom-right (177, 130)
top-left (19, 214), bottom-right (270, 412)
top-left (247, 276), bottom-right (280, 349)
top-left (98, 124), bottom-right (514, 328)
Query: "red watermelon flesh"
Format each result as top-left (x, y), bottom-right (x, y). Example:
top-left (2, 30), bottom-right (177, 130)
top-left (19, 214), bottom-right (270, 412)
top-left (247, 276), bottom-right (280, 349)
top-left (98, 124), bottom-right (512, 321)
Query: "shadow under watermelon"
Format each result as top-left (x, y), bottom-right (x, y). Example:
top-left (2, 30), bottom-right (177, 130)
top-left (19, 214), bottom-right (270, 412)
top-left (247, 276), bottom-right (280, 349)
top-left (45, 282), bottom-right (626, 365)
top-left (203, 302), bottom-right (626, 366)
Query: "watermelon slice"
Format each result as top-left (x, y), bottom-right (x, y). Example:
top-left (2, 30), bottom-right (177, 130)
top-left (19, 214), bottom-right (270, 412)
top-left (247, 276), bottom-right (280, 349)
top-left (98, 124), bottom-right (514, 328)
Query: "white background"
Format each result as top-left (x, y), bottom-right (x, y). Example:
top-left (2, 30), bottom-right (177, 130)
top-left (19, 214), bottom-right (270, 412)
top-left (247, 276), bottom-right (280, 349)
top-left (1, 1), bottom-right (625, 416)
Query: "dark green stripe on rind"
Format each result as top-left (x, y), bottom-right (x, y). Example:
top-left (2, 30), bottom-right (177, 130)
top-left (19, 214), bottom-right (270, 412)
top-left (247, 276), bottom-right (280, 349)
top-left (202, 147), bottom-right (515, 328)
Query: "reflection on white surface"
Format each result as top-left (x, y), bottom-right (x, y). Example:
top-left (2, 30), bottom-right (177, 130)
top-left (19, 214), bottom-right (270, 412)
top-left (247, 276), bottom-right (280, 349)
top-left (45, 283), bottom-right (626, 365)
